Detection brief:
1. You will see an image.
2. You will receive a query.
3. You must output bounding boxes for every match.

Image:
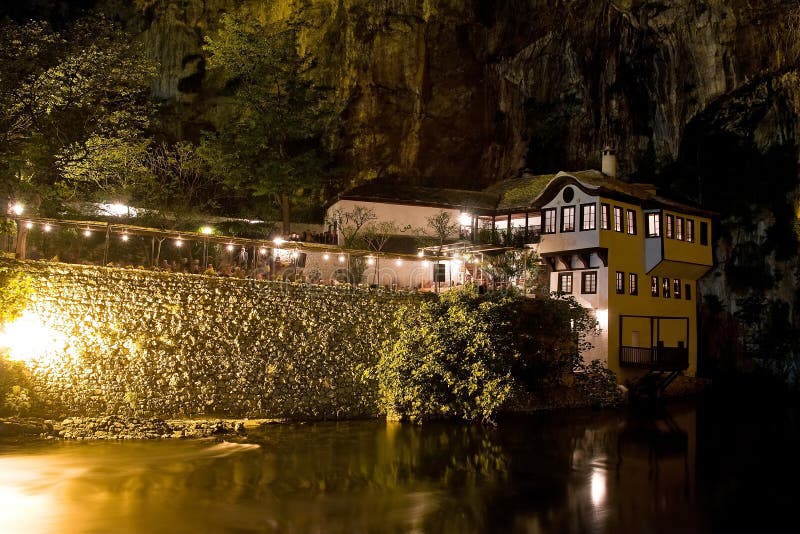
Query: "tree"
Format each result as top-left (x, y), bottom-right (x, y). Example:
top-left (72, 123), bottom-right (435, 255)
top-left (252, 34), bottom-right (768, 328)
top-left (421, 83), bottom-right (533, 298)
top-left (327, 205), bottom-right (376, 283)
top-left (0, 16), bottom-right (157, 213)
top-left (200, 7), bottom-right (338, 233)
top-left (424, 210), bottom-right (459, 292)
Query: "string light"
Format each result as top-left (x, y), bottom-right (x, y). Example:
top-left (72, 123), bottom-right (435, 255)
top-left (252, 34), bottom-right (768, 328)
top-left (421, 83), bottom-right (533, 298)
top-left (10, 203), bottom-right (23, 216)
top-left (323, 253), bottom-right (330, 261)
top-left (83, 228), bottom-right (92, 237)
top-left (259, 247), bottom-right (267, 255)
top-left (121, 233), bottom-right (129, 242)
top-left (290, 250), bottom-right (299, 259)
top-left (395, 258), bottom-right (403, 266)
top-left (175, 237), bottom-right (183, 247)
top-left (43, 224), bottom-right (51, 232)
top-left (273, 237), bottom-right (286, 246)
top-left (24, 221), bottom-right (33, 229)
top-left (338, 254), bottom-right (345, 263)
top-left (366, 257), bottom-right (375, 266)
top-left (200, 226), bottom-right (213, 235)
top-left (417, 250), bottom-right (424, 257)
top-left (226, 243), bottom-right (234, 252)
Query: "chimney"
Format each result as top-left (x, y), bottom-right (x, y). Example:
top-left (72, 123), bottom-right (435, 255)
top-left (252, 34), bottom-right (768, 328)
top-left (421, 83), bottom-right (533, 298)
top-left (601, 146), bottom-right (617, 178)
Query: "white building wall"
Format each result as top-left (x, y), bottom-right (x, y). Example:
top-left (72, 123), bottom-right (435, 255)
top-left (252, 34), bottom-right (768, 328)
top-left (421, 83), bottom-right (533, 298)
top-left (537, 186), bottom-right (600, 255)
top-left (326, 200), bottom-right (462, 239)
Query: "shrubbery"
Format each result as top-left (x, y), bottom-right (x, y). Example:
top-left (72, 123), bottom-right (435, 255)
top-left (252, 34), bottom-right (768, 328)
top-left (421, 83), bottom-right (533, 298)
top-left (374, 286), bottom-right (518, 423)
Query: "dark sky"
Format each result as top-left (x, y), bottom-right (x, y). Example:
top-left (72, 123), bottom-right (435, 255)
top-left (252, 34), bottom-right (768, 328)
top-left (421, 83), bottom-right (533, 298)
top-left (1, 0), bottom-right (98, 24)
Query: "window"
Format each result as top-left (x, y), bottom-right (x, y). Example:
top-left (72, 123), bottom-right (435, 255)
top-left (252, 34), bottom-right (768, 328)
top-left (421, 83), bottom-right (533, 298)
top-left (433, 263), bottom-right (446, 282)
top-left (542, 208), bottom-right (557, 234)
top-left (562, 187), bottom-right (575, 202)
top-left (600, 204), bottom-right (610, 230)
top-left (629, 273), bottom-right (638, 295)
top-left (685, 283), bottom-right (692, 300)
top-left (700, 221), bottom-right (709, 246)
top-left (662, 277), bottom-right (671, 298)
top-left (673, 279), bottom-right (682, 299)
top-left (558, 273), bottom-right (573, 293)
top-left (582, 271), bottom-right (597, 294)
top-left (676, 217), bottom-right (684, 240)
top-left (615, 271), bottom-right (624, 294)
top-left (561, 206), bottom-right (575, 232)
top-left (651, 276), bottom-right (659, 297)
top-left (646, 213), bottom-right (661, 237)
top-left (686, 219), bottom-right (695, 243)
top-left (626, 209), bottom-right (637, 235)
top-left (613, 207), bottom-right (623, 232)
top-left (666, 214), bottom-right (674, 238)
top-left (580, 204), bottom-right (596, 231)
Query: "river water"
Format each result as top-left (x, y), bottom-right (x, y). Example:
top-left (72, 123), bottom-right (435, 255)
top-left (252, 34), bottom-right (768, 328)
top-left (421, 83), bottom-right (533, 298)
top-left (1, 398), bottom-right (798, 533)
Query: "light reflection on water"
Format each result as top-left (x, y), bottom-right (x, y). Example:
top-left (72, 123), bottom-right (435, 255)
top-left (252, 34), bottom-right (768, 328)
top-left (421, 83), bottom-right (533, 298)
top-left (0, 401), bottom-right (798, 533)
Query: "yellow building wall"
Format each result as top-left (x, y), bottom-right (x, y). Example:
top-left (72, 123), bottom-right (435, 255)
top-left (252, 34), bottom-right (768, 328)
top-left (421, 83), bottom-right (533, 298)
top-left (599, 198), bottom-right (700, 381)
top-left (662, 211), bottom-right (713, 266)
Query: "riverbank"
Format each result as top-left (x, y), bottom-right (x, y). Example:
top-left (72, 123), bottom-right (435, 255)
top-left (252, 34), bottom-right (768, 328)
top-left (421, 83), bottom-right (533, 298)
top-left (0, 415), bottom-right (285, 441)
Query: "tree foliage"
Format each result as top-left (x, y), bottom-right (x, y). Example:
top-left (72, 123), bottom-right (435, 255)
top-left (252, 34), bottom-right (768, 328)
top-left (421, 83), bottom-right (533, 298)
top-left (0, 16), bottom-right (157, 211)
top-left (0, 265), bottom-right (31, 325)
top-left (375, 286), bottom-right (518, 423)
top-left (200, 7), bottom-right (338, 231)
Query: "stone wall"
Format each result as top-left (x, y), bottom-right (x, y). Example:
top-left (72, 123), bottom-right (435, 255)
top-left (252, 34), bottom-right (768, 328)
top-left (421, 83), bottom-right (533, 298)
top-left (0, 259), bottom-right (418, 419)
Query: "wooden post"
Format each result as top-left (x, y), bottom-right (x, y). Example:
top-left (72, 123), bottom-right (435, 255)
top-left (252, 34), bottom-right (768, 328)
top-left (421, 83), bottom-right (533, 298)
top-left (507, 213), bottom-right (512, 243)
top-left (103, 223), bottom-right (111, 265)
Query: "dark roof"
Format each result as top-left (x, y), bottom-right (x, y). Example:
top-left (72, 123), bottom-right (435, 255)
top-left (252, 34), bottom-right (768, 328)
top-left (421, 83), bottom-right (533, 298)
top-left (331, 170), bottom-right (714, 218)
top-left (332, 181), bottom-right (498, 211)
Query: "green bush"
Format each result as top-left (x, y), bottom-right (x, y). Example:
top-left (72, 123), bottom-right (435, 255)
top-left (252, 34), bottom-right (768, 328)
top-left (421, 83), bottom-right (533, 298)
top-left (4, 385), bottom-right (31, 416)
top-left (0, 265), bottom-right (31, 324)
top-left (374, 286), bottom-right (517, 423)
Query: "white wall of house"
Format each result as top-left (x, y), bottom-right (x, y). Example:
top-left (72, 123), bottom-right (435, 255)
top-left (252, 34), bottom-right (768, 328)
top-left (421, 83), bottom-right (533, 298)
top-left (326, 200), bottom-right (462, 239)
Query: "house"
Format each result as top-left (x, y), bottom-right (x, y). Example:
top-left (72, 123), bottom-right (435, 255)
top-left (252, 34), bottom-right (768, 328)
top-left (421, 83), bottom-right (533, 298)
top-left (323, 149), bottom-right (714, 381)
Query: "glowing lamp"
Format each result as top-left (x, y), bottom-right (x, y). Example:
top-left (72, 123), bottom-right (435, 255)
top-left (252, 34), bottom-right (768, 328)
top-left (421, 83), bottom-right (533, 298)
top-left (175, 238), bottom-right (183, 247)
top-left (323, 253), bottom-right (330, 261)
top-left (259, 247), bottom-right (267, 255)
top-left (395, 258), bottom-right (403, 266)
top-left (290, 250), bottom-right (299, 259)
top-left (273, 237), bottom-right (286, 246)
top-left (417, 250), bottom-right (424, 257)
top-left (83, 228), bottom-right (92, 237)
top-left (366, 257), bottom-right (375, 266)
top-left (10, 202), bottom-right (24, 216)
top-left (43, 224), bottom-right (51, 232)
top-left (338, 254), bottom-right (345, 263)
top-left (200, 226), bottom-right (213, 235)
top-left (121, 233), bottom-right (129, 242)
top-left (226, 243), bottom-right (234, 252)
top-left (459, 212), bottom-right (471, 226)
top-left (24, 221), bottom-right (33, 229)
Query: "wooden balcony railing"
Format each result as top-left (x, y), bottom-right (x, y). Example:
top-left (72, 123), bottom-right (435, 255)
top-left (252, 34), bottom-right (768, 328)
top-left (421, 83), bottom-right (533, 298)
top-left (620, 346), bottom-right (689, 371)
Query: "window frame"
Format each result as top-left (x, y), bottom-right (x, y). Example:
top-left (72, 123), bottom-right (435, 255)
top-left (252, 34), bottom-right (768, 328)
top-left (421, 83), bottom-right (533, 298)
top-left (700, 221), bottom-right (709, 246)
top-left (676, 216), bottom-right (684, 241)
top-left (685, 283), bottom-right (692, 300)
top-left (626, 209), bottom-right (637, 235)
top-left (613, 206), bottom-right (624, 232)
top-left (580, 203), bottom-right (596, 231)
top-left (615, 271), bottom-right (624, 294)
top-left (646, 212), bottom-right (661, 237)
top-left (581, 271), bottom-right (598, 294)
top-left (542, 208), bottom-right (557, 234)
top-left (558, 272), bottom-right (573, 294)
top-left (561, 206), bottom-right (576, 232)
top-left (651, 276), bottom-right (659, 297)
top-left (666, 214), bottom-right (674, 239)
top-left (686, 219), bottom-right (695, 243)
top-left (629, 273), bottom-right (638, 295)
top-left (662, 277), bottom-right (671, 298)
top-left (600, 203), bottom-right (611, 230)
top-left (673, 278), bottom-right (682, 299)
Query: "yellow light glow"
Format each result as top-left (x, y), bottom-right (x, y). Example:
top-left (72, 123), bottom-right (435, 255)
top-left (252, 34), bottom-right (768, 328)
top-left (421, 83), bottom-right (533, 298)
top-left (366, 257), bottom-right (375, 266)
top-left (417, 250), bottom-right (424, 257)
top-left (43, 224), bottom-right (51, 232)
top-left (83, 228), bottom-right (91, 237)
top-left (422, 260), bottom-right (429, 267)
top-left (259, 247), bottom-right (267, 255)
top-left (338, 254), bottom-right (345, 263)
top-left (10, 202), bottom-right (24, 216)
top-left (226, 244), bottom-right (234, 252)
top-left (323, 253), bottom-right (330, 261)
top-left (0, 310), bottom-right (66, 366)
top-left (24, 221), bottom-right (33, 229)
top-left (459, 213), bottom-right (471, 226)
top-left (121, 233), bottom-right (129, 242)
top-left (395, 258), bottom-right (403, 266)
top-left (175, 238), bottom-right (183, 247)
top-left (290, 250), bottom-right (299, 259)
top-left (200, 226), bottom-right (213, 235)
top-left (273, 237), bottom-right (286, 246)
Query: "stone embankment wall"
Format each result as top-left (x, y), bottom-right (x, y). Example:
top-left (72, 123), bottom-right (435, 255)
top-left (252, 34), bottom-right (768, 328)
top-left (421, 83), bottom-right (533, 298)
top-left (1, 260), bottom-right (417, 419)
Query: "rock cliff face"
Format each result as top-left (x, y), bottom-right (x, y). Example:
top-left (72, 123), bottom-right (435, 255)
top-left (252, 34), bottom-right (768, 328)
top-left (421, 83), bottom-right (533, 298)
top-left (70, 0), bottom-right (800, 378)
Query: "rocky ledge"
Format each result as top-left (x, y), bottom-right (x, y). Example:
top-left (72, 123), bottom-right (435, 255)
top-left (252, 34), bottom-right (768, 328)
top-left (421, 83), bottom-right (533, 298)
top-left (0, 416), bottom-right (279, 440)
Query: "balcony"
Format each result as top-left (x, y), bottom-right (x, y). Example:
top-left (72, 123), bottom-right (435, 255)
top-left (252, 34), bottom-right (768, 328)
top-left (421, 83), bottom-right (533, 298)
top-left (619, 346), bottom-right (688, 371)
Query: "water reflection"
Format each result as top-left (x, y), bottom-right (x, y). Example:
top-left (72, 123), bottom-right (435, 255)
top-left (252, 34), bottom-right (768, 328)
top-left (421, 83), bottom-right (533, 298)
top-left (0, 401), bottom-right (798, 533)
